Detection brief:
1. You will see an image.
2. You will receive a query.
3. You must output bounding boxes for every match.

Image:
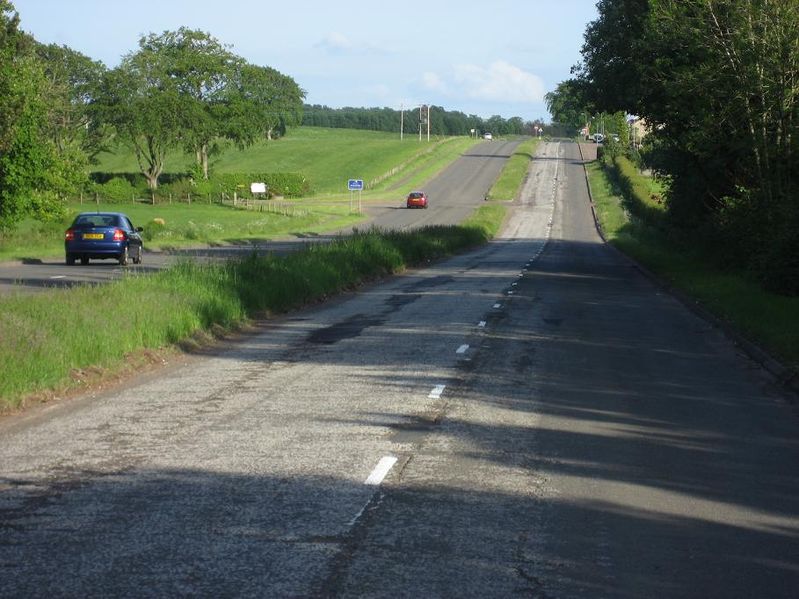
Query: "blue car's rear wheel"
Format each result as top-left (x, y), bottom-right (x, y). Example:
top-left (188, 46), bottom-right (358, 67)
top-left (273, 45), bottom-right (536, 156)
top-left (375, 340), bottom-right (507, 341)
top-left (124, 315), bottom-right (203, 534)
top-left (118, 246), bottom-right (129, 266)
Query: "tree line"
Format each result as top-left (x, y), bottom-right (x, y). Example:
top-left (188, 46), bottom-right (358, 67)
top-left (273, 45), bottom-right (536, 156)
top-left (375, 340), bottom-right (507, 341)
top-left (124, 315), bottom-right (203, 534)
top-left (548, 0), bottom-right (799, 295)
top-left (0, 1), bottom-right (304, 230)
top-left (302, 104), bottom-right (543, 138)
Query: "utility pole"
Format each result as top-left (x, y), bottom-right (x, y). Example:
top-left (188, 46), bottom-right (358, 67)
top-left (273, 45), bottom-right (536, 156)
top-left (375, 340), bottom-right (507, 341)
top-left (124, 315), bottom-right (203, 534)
top-left (419, 104), bottom-right (430, 142)
top-left (400, 104), bottom-right (404, 141)
top-left (427, 105), bottom-right (431, 142)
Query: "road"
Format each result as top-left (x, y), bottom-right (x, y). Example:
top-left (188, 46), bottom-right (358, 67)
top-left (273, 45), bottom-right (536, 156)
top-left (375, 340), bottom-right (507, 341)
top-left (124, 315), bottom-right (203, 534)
top-left (0, 140), bottom-right (519, 295)
top-left (1, 141), bottom-right (797, 597)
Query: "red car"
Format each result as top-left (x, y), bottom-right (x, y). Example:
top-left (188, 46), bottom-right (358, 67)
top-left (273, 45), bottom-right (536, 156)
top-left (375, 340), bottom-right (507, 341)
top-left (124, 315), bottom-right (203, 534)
top-left (406, 191), bottom-right (428, 209)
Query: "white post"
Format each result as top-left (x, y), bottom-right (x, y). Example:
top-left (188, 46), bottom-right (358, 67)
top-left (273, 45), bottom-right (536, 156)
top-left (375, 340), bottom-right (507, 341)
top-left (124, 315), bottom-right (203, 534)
top-left (427, 105), bottom-right (430, 142)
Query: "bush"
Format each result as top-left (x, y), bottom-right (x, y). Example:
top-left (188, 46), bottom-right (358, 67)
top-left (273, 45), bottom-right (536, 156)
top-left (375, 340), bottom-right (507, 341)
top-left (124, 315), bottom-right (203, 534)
top-left (142, 218), bottom-right (167, 242)
top-left (93, 177), bottom-right (138, 203)
top-left (212, 173), bottom-right (312, 198)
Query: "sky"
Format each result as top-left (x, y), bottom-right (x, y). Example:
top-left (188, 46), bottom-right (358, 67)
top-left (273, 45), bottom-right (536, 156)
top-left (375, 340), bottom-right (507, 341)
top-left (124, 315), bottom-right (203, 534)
top-left (13, 0), bottom-right (598, 123)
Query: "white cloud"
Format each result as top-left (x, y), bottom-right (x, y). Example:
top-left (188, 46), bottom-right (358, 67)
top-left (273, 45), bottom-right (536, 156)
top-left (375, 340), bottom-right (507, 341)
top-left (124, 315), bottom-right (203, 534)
top-left (316, 32), bottom-right (355, 53)
top-left (422, 72), bottom-right (448, 93)
top-left (423, 60), bottom-right (545, 104)
top-left (315, 32), bottom-right (390, 56)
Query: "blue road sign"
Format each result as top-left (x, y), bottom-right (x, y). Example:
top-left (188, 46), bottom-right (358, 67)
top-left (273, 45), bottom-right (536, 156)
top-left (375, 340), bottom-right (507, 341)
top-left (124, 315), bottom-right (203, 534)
top-left (348, 179), bottom-right (364, 191)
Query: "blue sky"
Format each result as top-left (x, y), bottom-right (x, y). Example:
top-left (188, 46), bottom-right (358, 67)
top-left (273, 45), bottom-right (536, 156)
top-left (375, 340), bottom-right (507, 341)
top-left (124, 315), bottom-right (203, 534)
top-left (13, 0), bottom-right (598, 122)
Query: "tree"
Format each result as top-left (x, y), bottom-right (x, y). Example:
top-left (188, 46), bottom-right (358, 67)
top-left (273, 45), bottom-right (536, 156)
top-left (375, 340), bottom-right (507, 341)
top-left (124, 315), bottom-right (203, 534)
top-left (544, 79), bottom-right (590, 134)
top-left (134, 28), bottom-right (239, 180)
top-left (94, 59), bottom-right (184, 190)
top-left (224, 63), bottom-right (305, 150)
top-left (35, 42), bottom-right (107, 160)
top-left (575, 0), bottom-right (799, 294)
top-left (0, 0), bottom-right (65, 229)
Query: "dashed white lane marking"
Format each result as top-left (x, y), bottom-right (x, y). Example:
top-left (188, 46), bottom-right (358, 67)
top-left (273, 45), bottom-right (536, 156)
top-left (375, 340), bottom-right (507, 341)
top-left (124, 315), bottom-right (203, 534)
top-left (50, 275), bottom-right (66, 279)
top-left (429, 384), bottom-right (446, 399)
top-left (456, 344), bottom-right (469, 354)
top-left (478, 321), bottom-right (486, 328)
top-left (493, 303), bottom-right (502, 309)
top-left (365, 456), bottom-right (398, 486)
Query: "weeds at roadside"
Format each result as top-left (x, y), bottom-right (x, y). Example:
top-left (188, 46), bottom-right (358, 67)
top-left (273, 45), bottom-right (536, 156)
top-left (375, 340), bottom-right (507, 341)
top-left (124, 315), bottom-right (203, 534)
top-left (0, 206), bottom-right (504, 411)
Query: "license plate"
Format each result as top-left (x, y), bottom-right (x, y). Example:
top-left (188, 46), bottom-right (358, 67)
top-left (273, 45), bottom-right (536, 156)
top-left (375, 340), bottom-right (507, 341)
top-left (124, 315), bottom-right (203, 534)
top-left (83, 233), bottom-right (104, 240)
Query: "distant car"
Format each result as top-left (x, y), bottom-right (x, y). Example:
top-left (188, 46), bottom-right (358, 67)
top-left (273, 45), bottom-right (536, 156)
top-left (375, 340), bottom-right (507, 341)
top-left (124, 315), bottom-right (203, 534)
top-left (483, 132), bottom-right (493, 140)
top-left (65, 212), bottom-right (144, 266)
top-left (406, 191), bottom-right (428, 209)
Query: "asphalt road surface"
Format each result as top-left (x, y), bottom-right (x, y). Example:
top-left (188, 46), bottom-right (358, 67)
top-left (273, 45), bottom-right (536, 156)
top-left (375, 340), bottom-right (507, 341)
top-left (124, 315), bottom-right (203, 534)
top-left (0, 140), bottom-right (519, 295)
top-left (1, 141), bottom-right (798, 597)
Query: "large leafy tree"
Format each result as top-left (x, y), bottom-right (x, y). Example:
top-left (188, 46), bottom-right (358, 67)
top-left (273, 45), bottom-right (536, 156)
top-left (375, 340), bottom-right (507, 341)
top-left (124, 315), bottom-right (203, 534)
top-left (0, 0), bottom-right (66, 229)
top-left (223, 63), bottom-right (305, 149)
top-left (95, 28), bottom-right (306, 185)
top-left (545, 79), bottom-right (591, 133)
top-left (35, 42), bottom-right (107, 161)
top-left (94, 61), bottom-right (182, 190)
top-left (575, 0), bottom-right (799, 293)
top-left (94, 28), bottom-right (234, 189)
top-left (135, 28), bottom-right (239, 180)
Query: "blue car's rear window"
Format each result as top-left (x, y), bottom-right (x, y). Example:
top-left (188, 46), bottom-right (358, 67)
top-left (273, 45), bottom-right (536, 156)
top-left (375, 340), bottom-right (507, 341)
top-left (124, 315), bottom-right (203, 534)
top-left (74, 215), bottom-right (119, 227)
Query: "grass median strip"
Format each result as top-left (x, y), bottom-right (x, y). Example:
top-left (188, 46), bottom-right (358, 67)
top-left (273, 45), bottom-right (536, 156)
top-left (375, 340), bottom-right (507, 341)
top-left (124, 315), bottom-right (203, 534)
top-left (0, 206), bottom-right (505, 411)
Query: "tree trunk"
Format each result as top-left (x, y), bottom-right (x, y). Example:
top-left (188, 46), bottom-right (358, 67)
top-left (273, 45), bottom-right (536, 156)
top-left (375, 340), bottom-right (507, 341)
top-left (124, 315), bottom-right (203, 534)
top-left (196, 143), bottom-right (210, 179)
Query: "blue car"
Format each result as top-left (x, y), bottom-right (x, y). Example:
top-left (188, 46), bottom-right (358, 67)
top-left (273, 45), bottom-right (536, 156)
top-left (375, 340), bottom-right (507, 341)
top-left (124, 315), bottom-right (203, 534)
top-left (65, 212), bottom-right (144, 266)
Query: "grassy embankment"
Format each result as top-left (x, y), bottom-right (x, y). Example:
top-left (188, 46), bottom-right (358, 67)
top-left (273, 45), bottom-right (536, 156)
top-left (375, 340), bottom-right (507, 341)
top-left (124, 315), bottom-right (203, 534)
top-left (0, 127), bottom-right (478, 262)
top-left (587, 155), bottom-right (799, 373)
top-left (486, 137), bottom-right (541, 201)
top-left (0, 127), bottom-right (513, 410)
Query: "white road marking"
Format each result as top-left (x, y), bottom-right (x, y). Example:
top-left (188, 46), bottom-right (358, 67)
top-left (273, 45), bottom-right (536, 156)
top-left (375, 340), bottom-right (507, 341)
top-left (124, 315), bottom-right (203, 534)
top-left (478, 321), bottom-right (486, 328)
top-left (456, 344), bottom-right (469, 354)
top-left (493, 303), bottom-right (502, 309)
top-left (50, 275), bottom-right (66, 279)
top-left (365, 456), bottom-right (398, 486)
top-left (429, 384), bottom-right (446, 399)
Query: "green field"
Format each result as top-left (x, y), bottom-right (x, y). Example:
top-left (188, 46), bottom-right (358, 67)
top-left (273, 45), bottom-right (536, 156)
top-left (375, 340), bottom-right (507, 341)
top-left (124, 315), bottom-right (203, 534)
top-left (95, 126), bottom-right (479, 195)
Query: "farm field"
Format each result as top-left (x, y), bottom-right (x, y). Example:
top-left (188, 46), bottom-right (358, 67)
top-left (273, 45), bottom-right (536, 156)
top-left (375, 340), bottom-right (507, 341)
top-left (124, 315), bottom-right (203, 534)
top-left (94, 126), bottom-right (479, 195)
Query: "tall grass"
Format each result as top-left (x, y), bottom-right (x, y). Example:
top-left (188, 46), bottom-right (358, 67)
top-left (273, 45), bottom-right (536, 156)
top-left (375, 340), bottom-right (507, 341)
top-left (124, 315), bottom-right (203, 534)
top-left (587, 158), bottom-right (799, 372)
top-left (0, 205), bottom-right (504, 410)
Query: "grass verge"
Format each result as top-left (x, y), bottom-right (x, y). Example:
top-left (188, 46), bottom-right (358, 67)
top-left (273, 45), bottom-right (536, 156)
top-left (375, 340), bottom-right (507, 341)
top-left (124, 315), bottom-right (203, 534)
top-left (486, 137), bottom-right (541, 201)
top-left (0, 201), bottom-right (366, 262)
top-left (0, 205), bottom-right (506, 411)
top-left (586, 158), bottom-right (799, 374)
